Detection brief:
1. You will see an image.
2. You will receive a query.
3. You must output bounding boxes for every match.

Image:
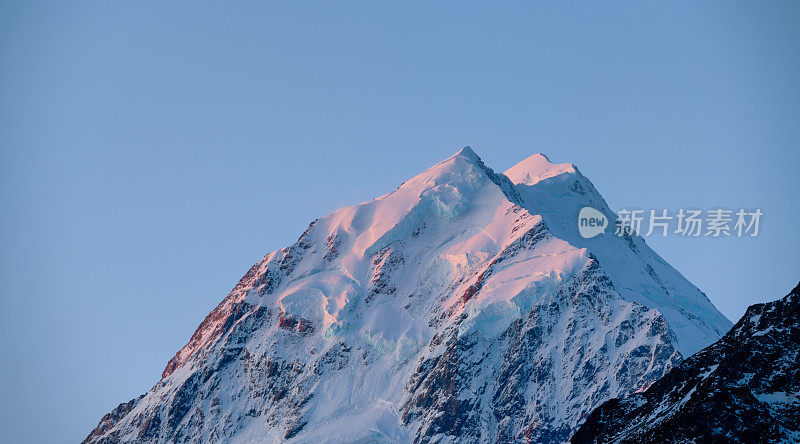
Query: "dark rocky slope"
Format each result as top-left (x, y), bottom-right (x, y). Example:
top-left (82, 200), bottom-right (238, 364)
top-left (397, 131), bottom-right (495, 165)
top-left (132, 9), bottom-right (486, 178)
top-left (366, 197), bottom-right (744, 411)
top-left (573, 282), bottom-right (800, 444)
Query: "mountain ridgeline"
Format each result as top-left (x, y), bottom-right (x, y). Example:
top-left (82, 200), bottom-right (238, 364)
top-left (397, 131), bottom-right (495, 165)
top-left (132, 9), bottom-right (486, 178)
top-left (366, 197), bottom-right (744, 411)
top-left (85, 148), bottom-right (731, 443)
top-left (572, 282), bottom-right (800, 443)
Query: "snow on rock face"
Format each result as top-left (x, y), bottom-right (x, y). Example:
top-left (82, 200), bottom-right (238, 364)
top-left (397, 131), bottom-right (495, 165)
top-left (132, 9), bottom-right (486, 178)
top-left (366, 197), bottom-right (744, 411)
top-left (402, 256), bottom-right (682, 443)
top-left (572, 282), bottom-right (800, 443)
top-left (504, 154), bottom-right (731, 357)
top-left (84, 148), bottom-right (730, 444)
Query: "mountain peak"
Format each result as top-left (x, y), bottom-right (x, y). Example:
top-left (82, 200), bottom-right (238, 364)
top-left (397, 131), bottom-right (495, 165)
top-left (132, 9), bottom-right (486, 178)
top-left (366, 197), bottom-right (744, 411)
top-left (452, 145), bottom-right (480, 162)
top-left (533, 152), bottom-right (551, 162)
top-left (84, 147), bottom-right (732, 444)
top-left (456, 145), bottom-right (476, 155)
top-left (505, 153), bottom-right (577, 186)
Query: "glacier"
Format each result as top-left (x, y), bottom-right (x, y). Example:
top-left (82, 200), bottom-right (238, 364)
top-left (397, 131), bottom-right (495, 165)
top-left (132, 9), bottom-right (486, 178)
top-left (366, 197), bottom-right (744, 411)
top-left (84, 147), bottom-right (731, 443)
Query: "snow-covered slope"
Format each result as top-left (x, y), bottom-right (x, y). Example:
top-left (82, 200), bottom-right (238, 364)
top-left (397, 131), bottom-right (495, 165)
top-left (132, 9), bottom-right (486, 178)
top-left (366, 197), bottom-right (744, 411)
top-left (84, 147), bottom-right (731, 443)
top-left (504, 153), bottom-right (730, 356)
top-left (572, 281), bottom-right (800, 443)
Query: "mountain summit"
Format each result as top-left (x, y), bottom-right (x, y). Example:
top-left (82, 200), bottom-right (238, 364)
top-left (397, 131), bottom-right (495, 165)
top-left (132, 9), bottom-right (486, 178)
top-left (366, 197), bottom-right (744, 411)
top-left (85, 148), bottom-right (731, 443)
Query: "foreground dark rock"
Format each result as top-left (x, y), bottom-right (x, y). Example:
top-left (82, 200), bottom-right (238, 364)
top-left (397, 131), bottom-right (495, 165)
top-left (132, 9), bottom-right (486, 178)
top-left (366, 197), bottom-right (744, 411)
top-left (572, 282), bottom-right (800, 444)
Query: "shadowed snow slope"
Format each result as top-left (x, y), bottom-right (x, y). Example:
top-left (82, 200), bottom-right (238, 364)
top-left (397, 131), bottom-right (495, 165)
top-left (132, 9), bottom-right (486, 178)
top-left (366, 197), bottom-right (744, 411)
top-left (85, 147), bottom-right (731, 444)
top-left (504, 153), bottom-right (730, 356)
top-left (572, 282), bottom-right (800, 443)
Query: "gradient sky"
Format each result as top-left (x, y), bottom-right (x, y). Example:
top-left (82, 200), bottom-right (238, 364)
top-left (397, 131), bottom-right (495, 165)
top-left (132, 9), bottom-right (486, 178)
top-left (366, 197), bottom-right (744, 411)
top-left (2, 2), bottom-right (799, 442)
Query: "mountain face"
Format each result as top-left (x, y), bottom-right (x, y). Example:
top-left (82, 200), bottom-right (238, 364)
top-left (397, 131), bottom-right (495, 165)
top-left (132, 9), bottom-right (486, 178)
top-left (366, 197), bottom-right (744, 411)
top-left (85, 148), bottom-right (731, 443)
top-left (572, 282), bottom-right (800, 444)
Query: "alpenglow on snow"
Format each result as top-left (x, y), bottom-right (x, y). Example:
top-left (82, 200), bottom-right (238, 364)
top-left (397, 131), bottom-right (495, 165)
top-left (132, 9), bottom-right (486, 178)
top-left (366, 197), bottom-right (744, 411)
top-left (85, 147), bottom-right (732, 444)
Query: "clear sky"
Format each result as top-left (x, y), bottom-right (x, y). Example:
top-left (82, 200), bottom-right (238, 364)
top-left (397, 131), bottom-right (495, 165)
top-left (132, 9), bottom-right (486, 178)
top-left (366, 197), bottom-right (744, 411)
top-left (1, 1), bottom-right (798, 442)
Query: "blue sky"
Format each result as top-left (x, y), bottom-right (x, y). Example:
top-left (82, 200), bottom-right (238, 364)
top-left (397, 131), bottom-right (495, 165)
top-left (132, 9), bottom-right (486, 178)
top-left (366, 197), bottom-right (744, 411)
top-left (1, 1), bottom-right (798, 442)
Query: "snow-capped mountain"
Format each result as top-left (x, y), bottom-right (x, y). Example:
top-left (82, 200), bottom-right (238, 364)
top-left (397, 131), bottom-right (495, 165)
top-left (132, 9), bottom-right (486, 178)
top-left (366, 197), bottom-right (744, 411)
top-left (84, 147), bottom-right (731, 443)
top-left (572, 281), bottom-right (800, 444)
